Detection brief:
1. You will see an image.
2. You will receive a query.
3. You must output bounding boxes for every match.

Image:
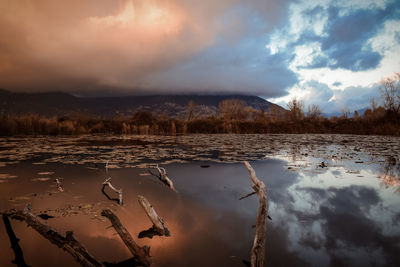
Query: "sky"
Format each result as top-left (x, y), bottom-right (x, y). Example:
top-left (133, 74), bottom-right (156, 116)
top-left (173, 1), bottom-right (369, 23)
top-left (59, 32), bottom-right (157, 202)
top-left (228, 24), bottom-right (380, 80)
top-left (0, 0), bottom-right (399, 113)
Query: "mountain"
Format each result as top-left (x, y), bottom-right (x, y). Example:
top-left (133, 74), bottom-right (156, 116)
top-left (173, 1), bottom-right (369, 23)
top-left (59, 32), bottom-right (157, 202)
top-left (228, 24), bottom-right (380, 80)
top-left (0, 89), bottom-right (284, 118)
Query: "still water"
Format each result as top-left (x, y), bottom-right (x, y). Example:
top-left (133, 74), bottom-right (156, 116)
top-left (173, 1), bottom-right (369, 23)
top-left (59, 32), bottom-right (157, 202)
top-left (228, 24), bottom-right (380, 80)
top-left (0, 134), bottom-right (399, 266)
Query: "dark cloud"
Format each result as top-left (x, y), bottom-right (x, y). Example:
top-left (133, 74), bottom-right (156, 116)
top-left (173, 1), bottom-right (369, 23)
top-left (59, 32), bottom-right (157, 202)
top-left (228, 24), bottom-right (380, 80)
top-left (0, 0), bottom-right (297, 97)
top-left (319, 5), bottom-right (396, 71)
top-left (325, 41), bottom-right (382, 71)
top-left (295, 185), bottom-right (400, 266)
top-left (267, 223), bottom-right (309, 267)
top-left (1, 0), bottom-right (398, 100)
top-left (294, 2), bottom-right (400, 72)
top-left (298, 232), bottom-right (324, 251)
top-left (145, 38), bottom-right (298, 97)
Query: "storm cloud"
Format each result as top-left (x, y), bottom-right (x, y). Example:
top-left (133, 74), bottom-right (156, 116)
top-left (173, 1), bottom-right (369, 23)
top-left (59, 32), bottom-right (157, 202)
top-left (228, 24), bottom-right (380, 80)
top-left (0, 0), bottom-right (399, 108)
top-left (0, 0), bottom-right (296, 96)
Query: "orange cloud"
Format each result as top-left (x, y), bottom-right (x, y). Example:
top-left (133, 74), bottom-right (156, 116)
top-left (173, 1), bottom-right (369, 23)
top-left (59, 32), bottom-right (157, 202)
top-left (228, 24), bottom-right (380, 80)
top-left (0, 0), bottom-right (238, 93)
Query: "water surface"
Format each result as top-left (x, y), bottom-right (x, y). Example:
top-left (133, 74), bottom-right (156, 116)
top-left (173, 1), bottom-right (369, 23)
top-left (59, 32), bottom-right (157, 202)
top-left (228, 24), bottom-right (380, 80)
top-left (0, 134), bottom-right (399, 266)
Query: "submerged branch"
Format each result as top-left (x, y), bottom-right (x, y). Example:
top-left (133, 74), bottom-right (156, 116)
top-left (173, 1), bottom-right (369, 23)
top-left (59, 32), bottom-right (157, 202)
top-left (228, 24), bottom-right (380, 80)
top-left (2, 214), bottom-right (30, 267)
top-left (55, 178), bottom-right (64, 192)
top-left (101, 209), bottom-right (151, 267)
top-left (243, 161), bottom-right (268, 267)
top-left (148, 165), bottom-right (177, 192)
top-left (102, 178), bottom-right (123, 205)
top-left (2, 208), bottom-right (103, 267)
top-left (138, 195), bottom-right (170, 237)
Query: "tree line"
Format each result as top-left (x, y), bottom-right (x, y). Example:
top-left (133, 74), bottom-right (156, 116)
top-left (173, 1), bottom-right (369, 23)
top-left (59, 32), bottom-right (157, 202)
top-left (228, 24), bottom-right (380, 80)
top-left (1, 73), bottom-right (399, 136)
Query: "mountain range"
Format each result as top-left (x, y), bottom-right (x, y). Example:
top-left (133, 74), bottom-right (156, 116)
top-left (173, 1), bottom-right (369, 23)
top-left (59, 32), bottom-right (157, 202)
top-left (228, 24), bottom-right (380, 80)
top-left (0, 89), bottom-right (284, 118)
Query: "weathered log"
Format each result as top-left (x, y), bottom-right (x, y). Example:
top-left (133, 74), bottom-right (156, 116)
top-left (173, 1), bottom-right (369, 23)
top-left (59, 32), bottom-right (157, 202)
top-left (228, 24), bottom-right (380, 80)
top-left (3, 209), bottom-right (103, 267)
top-left (101, 209), bottom-right (151, 267)
top-left (243, 161), bottom-right (268, 267)
top-left (137, 195), bottom-right (170, 237)
top-left (149, 165), bottom-right (177, 192)
top-left (2, 214), bottom-right (30, 267)
top-left (102, 178), bottom-right (123, 205)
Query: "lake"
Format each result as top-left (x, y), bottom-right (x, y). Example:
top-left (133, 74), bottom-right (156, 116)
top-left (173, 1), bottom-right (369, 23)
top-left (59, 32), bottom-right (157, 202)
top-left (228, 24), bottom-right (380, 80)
top-left (0, 134), bottom-right (399, 266)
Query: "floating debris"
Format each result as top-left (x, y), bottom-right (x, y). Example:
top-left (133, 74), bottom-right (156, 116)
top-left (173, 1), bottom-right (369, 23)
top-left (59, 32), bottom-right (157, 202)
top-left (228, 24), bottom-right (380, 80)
top-left (37, 172), bottom-right (55, 175)
top-left (0, 174), bottom-right (17, 179)
top-left (0, 134), bottom-right (399, 171)
top-left (31, 178), bottom-right (51, 182)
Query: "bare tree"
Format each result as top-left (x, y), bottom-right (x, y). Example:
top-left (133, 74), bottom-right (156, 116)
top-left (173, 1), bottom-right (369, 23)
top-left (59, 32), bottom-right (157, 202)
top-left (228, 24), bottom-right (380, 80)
top-left (341, 108), bottom-right (350, 119)
top-left (287, 98), bottom-right (304, 121)
top-left (307, 104), bottom-right (322, 120)
top-left (370, 96), bottom-right (378, 111)
top-left (245, 106), bottom-right (258, 121)
top-left (218, 99), bottom-right (247, 121)
top-left (380, 72), bottom-right (400, 114)
top-left (267, 105), bottom-right (284, 121)
top-left (186, 100), bottom-right (197, 121)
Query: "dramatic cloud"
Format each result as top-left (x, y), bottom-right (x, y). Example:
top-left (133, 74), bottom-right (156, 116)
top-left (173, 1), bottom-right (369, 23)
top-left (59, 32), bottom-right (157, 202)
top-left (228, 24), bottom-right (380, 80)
top-left (0, 0), bottom-right (295, 96)
top-left (267, 0), bottom-right (400, 112)
top-left (0, 0), bottom-right (227, 92)
top-left (0, 0), bottom-right (399, 110)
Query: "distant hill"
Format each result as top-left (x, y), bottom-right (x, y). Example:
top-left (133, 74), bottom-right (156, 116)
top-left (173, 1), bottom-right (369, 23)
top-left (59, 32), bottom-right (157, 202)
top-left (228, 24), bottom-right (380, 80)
top-left (0, 89), bottom-right (285, 118)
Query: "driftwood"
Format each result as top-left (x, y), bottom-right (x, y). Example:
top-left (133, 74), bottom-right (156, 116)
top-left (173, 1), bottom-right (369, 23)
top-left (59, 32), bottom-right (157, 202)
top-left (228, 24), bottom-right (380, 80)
top-left (2, 207), bottom-right (152, 267)
top-left (2, 209), bottom-right (104, 267)
top-left (138, 195), bottom-right (170, 237)
top-left (148, 165), bottom-right (176, 192)
top-left (102, 178), bottom-right (123, 205)
top-left (2, 214), bottom-right (30, 267)
top-left (101, 209), bottom-right (151, 267)
top-left (243, 161), bottom-right (268, 267)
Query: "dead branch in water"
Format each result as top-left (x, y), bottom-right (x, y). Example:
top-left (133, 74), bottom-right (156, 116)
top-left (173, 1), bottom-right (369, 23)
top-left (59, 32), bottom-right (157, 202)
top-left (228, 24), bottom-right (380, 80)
top-left (239, 191), bottom-right (257, 200)
top-left (2, 208), bottom-right (104, 267)
top-left (2, 214), bottom-right (30, 267)
top-left (243, 161), bottom-right (268, 267)
top-left (102, 178), bottom-right (123, 205)
top-left (138, 195), bottom-right (170, 237)
top-left (148, 165), bottom-right (177, 192)
top-left (101, 209), bottom-right (151, 267)
top-left (55, 178), bottom-right (64, 192)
